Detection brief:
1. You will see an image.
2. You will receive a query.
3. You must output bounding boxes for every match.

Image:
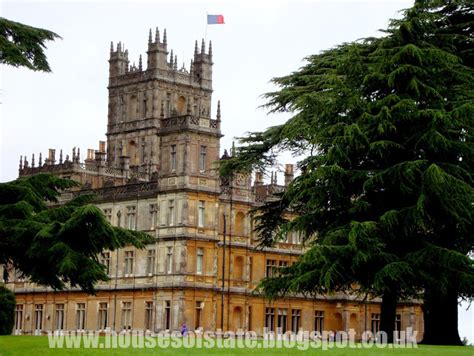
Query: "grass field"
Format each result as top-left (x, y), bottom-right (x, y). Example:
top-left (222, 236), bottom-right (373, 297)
top-left (0, 336), bottom-right (473, 356)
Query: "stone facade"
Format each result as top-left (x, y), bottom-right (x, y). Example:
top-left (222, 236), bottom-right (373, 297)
top-left (4, 28), bottom-right (423, 339)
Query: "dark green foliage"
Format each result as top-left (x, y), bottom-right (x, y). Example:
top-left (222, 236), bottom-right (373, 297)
top-left (0, 286), bottom-right (15, 335)
top-left (221, 0), bottom-right (473, 345)
top-left (0, 174), bottom-right (153, 294)
top-left (0, 17), bottom-right (60, 72)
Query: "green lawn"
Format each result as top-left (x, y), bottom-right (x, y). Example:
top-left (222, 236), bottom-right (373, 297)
top-left (0, 336), bottom-right (473, 356)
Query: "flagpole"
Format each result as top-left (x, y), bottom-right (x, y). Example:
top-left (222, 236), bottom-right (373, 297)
top-left (205, 12), bottom-right (208, 43)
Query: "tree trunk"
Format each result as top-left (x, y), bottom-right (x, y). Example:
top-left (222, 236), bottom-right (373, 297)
top-left (421, 286), bottom-right (462, 346)
top-left (380, 291), bottom-right (397, 344)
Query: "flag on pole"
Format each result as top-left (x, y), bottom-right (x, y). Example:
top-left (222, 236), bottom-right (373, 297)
top-left (207, 14), bottom-right (225, 25)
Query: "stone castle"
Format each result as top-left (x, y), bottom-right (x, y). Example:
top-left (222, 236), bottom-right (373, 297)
top-left (4, 28), bottom-right (423, 337)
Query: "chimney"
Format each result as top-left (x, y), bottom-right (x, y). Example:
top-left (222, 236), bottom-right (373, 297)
top-left (255, 171), bottom-right (263, 186)
top-left (99, 141), bottom-right (106, 153)
top-left (284, 164), bottom-right (294, 186)
top-left (46, 149), bottom-right (56, 165)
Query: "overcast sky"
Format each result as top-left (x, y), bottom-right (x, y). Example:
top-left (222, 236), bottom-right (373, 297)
top-left (1, 0), bottom-right (472, 341)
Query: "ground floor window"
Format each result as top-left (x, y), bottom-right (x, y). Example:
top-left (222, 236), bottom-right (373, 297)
top-left (314, 310), bottom-right (324, 332)
top-left (371, 313), bottom-right (381, 334)
top-left (34, 304), bottom-right (43, 331)
top-left (265, 307), bottom-right (275, 332)
top-left (15, 305), bottom-right (23, 330)
top-left (55, 304), bottom-right (65, 330)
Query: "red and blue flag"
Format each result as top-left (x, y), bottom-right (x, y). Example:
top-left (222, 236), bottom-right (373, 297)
top-left (207, 14), bottom-right (225, 25)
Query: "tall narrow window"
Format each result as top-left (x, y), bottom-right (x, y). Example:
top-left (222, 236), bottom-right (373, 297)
top-left (98, 302), bottom-right (108, 330)
top-left (277, 309), bottom-right (288, 334)
top-left (265, 307), bottom-right (275, 332)
top-left (117, 211), bottom-right (122, 227)
top-left (124, 251), bottom-right (134, 276)
top-left (314, 310), bottom-right (324, 332)
top-left (196, 247), bottom-right (204, 275)
top-left (248, 306), bottom-right (252, 331)
top-left (195, 301), bottom-right (203, 329)
top-left (248, 257), bottom-right (253, 282)
top-left (166, 247), bottom-right (173, 274)
top-left (149, 204), bottom-right (158, 230)
top-left (291, 309), bottom-right (301, 333)
top-left (121, 302), bottom-right (132, 330)
top-left (142, 99), bottom-right (147, 118)
top-left (166, 93), bottom-right (171, 117)
top-left (140, 137), bottom-right (146, 162)
top-left (126, 206), bottom-right (136, 230)
top-left (146, 249), bottom-right (156, 275)
top-left (76, 303), bottom-right (86, 330)
top-left (55, 304), bottom-right (65, 331)
top-left (199, 146), bottom-right (207, 172)
top-left (164, 301), bottom-right (171, 330)
top-left (100, 252), bottom-right (111, 275)
top-left (395, 314), bottom-right (401, 339)
top-left (170, 145), bottom-right (176, 172)
top-left (197, 201), bottom-right (205, 228)
top-left (145, 302), bottom-right (153, 331)
top-left (371, 313), bottom-right (381, 334)
top-left (168, 200), bottom-right (175, 226)
top-left (34, 304), bottom-right (43, 332)
top-left (15, 305), bottom-right (23, 330)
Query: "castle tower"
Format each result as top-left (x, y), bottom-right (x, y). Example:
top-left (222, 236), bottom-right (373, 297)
top-left (106, 29), bottom-right (219, 189)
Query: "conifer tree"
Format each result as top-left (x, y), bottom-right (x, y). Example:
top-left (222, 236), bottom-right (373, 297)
top-left (221, 0), bottom-right (473, 345)
top-left (0, 17), bottom-right (59, 72)
top-left (0, 174), bottom-right (153, 295)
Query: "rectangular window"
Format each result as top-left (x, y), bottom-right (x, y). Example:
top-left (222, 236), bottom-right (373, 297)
top-left (265, 259), bottom-right (277, 278)
top-left (166, 247), bottom-right (173, 274)
top-left (166, 93), bottom-right (171, 117)
top-left (199, 146), bottom-right (207, 172)
top-left (195, 301), bottom-right (203, 329)
top-left (248, 306), bottom-right (252, 331)
top-left (126, 206), bottom-right (136, 230)
top-left (76, 303), bottom-right (86, 330)
top-left (371, 313), bottom-right (381, 334)
top-left (146, 249), bottom-right (156, 275)
top-left (145, 302), bottom-right (153, 331)
top-left (124, 251), bottom-right (134, 276)
top-left (168, 200), bottom-right (175, 226)
top-left (197, 201), bottom-right (205, 228)
top-left (15, 305), bottom-right (23, 330)
top-left (149, 204), bottom-right (158, 230)
top-left (121, 302), bottom-right (132, 330)
top-left (98, 302), bottom-right (108, 330)
top-left (100, 252), bottom-right (111, 275)
top-left (140, 137), bottom-right (146, 162)
top-left (248, 257), bottom-right (253, 282)
top-left (196, 247), bottom-right (204, 275)
top-left (170, 145), bottom-right (176, 172)
top-left (164, 301), bottom-right (171, 330)
top-left (277, 309), bottom-right (288, 334)
top-left (314, 310), bottom-right (324, 332)
top-left (291, 309), bottom-right (301, 333)
top-left (55, 304), bottom-right (65, 331)
top-left (34, 304), bottom-right (43, 331)
top-left (103, 208), bottom-right (112, 222)
top-left (395, 314), bottom-right (401, 339)
top-left (265, 307), bottom-right (275, 332)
